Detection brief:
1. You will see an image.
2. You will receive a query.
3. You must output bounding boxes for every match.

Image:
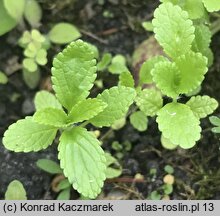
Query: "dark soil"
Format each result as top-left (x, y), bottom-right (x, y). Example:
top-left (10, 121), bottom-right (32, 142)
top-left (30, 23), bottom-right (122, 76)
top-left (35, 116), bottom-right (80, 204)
top-left (1, 0), bottom-right (220, 200)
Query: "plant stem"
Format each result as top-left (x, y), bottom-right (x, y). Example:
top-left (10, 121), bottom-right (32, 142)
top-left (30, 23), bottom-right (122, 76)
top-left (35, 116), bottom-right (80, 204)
top-left (79, 121), bottom-right (89, 127)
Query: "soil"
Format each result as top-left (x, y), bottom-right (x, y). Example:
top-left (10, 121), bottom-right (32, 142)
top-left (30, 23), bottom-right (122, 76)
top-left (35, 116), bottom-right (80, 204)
top-left (0, 0), bottom-right (220, 200)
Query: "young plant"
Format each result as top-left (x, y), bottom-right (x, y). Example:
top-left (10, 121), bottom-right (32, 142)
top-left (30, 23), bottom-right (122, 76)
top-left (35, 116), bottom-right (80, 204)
top-left (132, 2), bottom-right (218, 149)
top-left (18, 23), bottom-right (81, 89)
top-left (19, 30), bottom-right (48, 71)
top-left (3, 40), bottom-right (136, 199)
top-left (149, 165), bottom-right (175, 200)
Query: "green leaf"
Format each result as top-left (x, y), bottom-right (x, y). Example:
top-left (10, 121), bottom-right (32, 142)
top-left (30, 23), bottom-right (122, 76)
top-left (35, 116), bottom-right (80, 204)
top-left (97, 53), bottom-right (112, 71)
top-left (18, 31), bottom-right (32, 47)
top-left (157, 103), bottom-right (201, 149)
top-left (36, 159), bottom-right (63, 174)
top-left (90, 86), bottom-right (136, 127)
top-left (58, 127), bottom-right (106, 199)
top-left (186, 96), bottom-right (218, 119)
top-left (183, 0), bottom-right (205, 19)
top-left (150, 191), bottom-right (161, 200)
top-left (108, 54), bottom-right (128, 74)
top-left (23, 58), bottom-right (38, 72)
top-left (24, 0), bottom-right (42, 27)
top-left (161, 135), bottom-right (177, 150)
top-left (152, 3), bottom-right (195, 59)
top-left (164, 165), bottom-right (174, 174)
top-left (204, 48), bottom-right (214, 67)
top-left (142, 21), bottom-right (154, 31)
top-left (5, 180), bottom-right (27, 200)
top-left (3, 117), bottom-right (57, 152)
top-left (175, 51), bottom-right (208, 94)
top-left (135, 89), bottom-right (163, 116)
top-left (3, 0), bottom-right (25, 21)
top-left (0, 0), bottom-right (17, 36)
top-left (57, 179), bottom-right (71, 190)
top-left (106, 167), bottom-right (122, 179)
top-left (36, 49), bottom-right (47, 65)
top-left (49, 22), bottom-right (81, 44)
top-left (0, 71), bottom-right (8, 84)
top-left (24, 44), bottom-right (37, 58)
top-left (67, 98), bottom-right (107, 124)
top-left (152, 61), bottom-right (180, 98)
top-left (192, 24), bottom-right (211, 57)
top-left (105, 153), bottom-right (122, 179)
top-left (209, 116), bottom-right (220, 126)
top-left (163, 184), bottom-right (173, 195)
top-left (33, 108), bottom-right (68, 127)
top-left (130, 111), bottom-right (148, 132)
top-left (111, 117), bottom-right (126, 130)
top-left (22, 69), bottom-right (40, 89)
top-left (139, 56), bottom-right (167, 85)
top-left (57, 188), bottom-right (71, 200)
top-left (119, 71), bottom-right (135, 88)
top-left (52, 40), bottom-right (97, 111)
top-left (209, 116), bottom-right (220, 133)
top-left (31, 29), bottom-right (45, 43)
top-left (34, 90), bottom-right (62, 111)
top-left (202, 0), bottom-right (220, 12)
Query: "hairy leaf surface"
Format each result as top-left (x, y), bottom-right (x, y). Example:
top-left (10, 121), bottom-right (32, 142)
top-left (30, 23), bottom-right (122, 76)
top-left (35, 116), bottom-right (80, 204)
top-left (175, 51), bottom-right (208, 94)
top-left (52, 40), bottom-right (97, 111)
top-left (152, 61), bottom-right (180, 99)
top-left (157, 103), bottom-right (201, 149)
top-left (33, 108), bottom-right (68, 127)
top-left (67, 98), bottom-right (107, 124)
top-left (90, 86), bottom-right (136, 127)
top-left (192, 24), bottom-right (211, 54)
top-left (202, 0), bottom-right (220, 12)
top-left (34, 90), bottom-right (62, 111)
top-left (3, 117), bottom-right (57, 152)
top-left (119, 71), bottom-right (135, 88)
top-left (130, 111), bottom-right (148, 131)
top-left (186, 96), bottom-right (218, 119)
top-left (152, 3), bottom-right (195, 58)
top-left (139, 56), bottom-right (167, 85)
top-left (5, 180), bottom-right (27, 200)
top-left (183, 0), bottom-right (205, 19)
top-left (135, 89), bottom-right (163, 116)
top-left (58, 127), bottom-right (106, 199)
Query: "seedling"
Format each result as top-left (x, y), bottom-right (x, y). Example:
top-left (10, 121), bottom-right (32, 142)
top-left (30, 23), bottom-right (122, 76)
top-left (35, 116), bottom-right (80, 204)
top-left (5, 180), bottom-right (27, 200)
top-left (19, 23), bottom-right (81, 89)
top-left (111, 140), bottom-right (132, 159)
top-left (19, 29), bottom-right (48, 73)
top-left (149, 165), bottom-right (175, 200)
top-left (3, 40), bottom-right (136, 199)
top-left (127, 2), bottom-right (218, 149)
